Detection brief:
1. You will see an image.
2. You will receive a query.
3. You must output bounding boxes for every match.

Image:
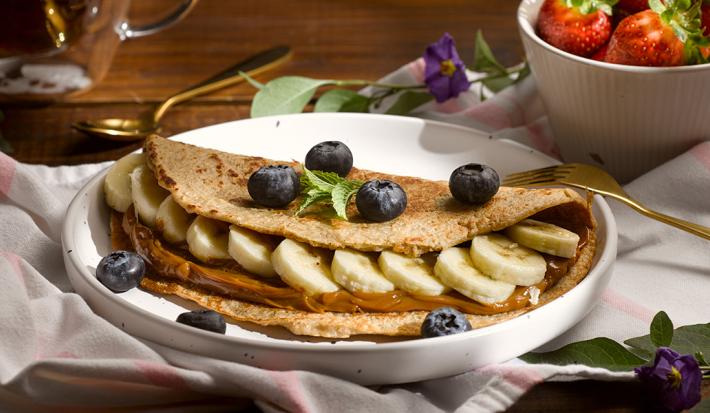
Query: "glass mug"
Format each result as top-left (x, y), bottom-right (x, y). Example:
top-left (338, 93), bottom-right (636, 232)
top-left (0, 0), bottom-right (197, 101)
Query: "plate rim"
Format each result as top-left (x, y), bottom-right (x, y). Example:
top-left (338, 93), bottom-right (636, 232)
top-left (62, 112), bottom-right (617, 353)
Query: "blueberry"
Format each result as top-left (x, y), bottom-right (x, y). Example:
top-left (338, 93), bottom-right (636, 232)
top-left (305, 141), bottom-right (353, 177)
top-left (421, 307), bottom-right (472, 338)
top-left (247, 165), bottom-right (299, 208)
top-left (449, 163), bottom-right (500, 205)
top-left (96, 250), bottom-right (145, 293)
top-left (355, 180), bottom-right (407, 222)
top-left (176, 310), bottom-right (226, 334)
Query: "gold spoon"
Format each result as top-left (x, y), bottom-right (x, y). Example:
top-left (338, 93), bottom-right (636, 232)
top-left (73, 46), bottom-right (292, 141)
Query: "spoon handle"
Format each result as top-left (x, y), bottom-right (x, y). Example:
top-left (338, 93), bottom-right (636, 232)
top-left (153, 46), bottom-right (292, 123)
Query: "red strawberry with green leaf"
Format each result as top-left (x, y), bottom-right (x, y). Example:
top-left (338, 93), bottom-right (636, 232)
top-left (537, 0), bottom-right (619, 57)
top-left (604, 0), bottom-right (709, 66)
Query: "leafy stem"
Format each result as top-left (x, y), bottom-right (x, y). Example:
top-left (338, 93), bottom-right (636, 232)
top-left (297, 166), bottom-right (363, 220)
top-left (332, 80), bottom-right (427, 90)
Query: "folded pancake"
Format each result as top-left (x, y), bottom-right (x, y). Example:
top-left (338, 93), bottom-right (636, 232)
top-left (108, 135), bottom-right (597, 338)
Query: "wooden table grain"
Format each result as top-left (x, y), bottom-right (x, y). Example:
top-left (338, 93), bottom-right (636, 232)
top-left (0, 0), bottom-right (667, 411)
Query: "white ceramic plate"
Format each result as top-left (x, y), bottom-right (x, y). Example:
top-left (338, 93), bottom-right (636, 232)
top-left (62, 113), bottom-right (617, 385)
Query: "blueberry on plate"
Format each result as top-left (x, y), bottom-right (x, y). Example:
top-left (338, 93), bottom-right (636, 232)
top-left (421, 307), bottom-right (472, 338)
top-left (96, 250), bottom-right (145, 293)
top-left (176, 309), bottom-right (227, 334)
top-left (305, 141), bottom-right (353, 177)
top-left (355, 180), bottom-right (407, 222)
top-left (449, 163), bottom-right (500, 205)
top-left (247, 165), bottom-right (300, 208)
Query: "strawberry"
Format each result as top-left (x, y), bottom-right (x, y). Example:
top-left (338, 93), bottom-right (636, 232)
top-left (605, 0), bottom-right (709, 66)
top-left (702, 0), bottom-right (710, 35)
top-left (537, 0), bottom-right (618, 57)
top-left (591, 43), bottom-right (610, 59)
top-left (616, 0), bottom-right (650, 13)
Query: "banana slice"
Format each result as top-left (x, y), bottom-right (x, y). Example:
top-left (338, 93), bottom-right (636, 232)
top-left (186, 216), bottom-right (231, 262)
top-left (331, 249), bottom-right (395, 293)
top-left (434, 247), bottom-right (516, 304)
top-left (470, 233), bottom-right (547, 286)
top-left (504, 219), bottom-right (580, 258)
top-left (155, 196), bottom-right (193, 244)
top-left (104, 153), bottom-right (145, 212)
top-left (228, 225), bottom-right (278, 278)
top-left (271, 239), bottom-right (340, 295)
top-left (378, 251), bottom-right (449, 296)
top-left (130, 164), bottom-right (170, 228)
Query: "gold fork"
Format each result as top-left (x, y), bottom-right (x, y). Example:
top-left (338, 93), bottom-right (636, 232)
top-left (502, 163), bottom-right (710, 240)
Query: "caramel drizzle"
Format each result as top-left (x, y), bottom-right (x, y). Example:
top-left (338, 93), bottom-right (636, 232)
top-left (113, 208), bottom-right (585, 315)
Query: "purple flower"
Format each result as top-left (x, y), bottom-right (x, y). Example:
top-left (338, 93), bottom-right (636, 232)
top-left (423, 33), bottom-right (470, 103)
top-left (635, 347), bottom-right (702, 412)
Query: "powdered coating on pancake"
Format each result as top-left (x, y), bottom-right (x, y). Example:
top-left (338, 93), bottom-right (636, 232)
top-left (144, 135), bottom-right (593, 256)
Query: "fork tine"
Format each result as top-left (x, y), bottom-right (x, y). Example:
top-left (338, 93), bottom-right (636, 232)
top-left (502, 171), bottom-right (569, 186)
top-left (503, 177), bottom-right (559, 187)
top-left (503, 164), bottom-right (575, 181)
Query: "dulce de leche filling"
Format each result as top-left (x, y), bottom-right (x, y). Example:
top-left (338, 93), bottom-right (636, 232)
top-left (113, 207), bottom-right (588, 315)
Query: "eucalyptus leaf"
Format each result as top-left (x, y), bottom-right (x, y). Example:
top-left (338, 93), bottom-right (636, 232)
top-left (385, 91), bottom-right (434, 116)
top-left (238, 70), bottom-right (265, 90)
top-left (650, 311), bottom-right (674, 347)
top-left (625, 322), bottom-right (710, 360)
top-left (251, 76), bottom-right (333, 118)
top-left (314, 89), bottom-right (370, 113)
top-left (514, 62), bottom-right (531, 84)
top-left (521, 337), bottom-right (647, 371)
top-left (473, 30), bottom-right (507, 75)
top-left (482, 76), bottom-right (516, 93)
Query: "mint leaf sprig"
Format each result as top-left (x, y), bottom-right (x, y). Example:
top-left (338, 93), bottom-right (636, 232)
top-left (297, 166), bottom-right (363, 220)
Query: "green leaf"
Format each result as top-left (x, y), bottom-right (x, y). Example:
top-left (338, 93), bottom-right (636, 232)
top-left (625, 322), bottom-right (710, 361)
top-left (331, 180), bottom-right (363, 219)
top-left (238, 70), bottom-right (265, 90)
top-left (650, 311), bottom-right (674, 347)
top-left (514, 62), bottom-right (531, 84)
top-left (385, 91), bottom-right (434, 115)
top-left (314, 89), bottom-right (371, 113)
top-left (473, 30), bottom-right (507, 76)
top-left (296, 191), bottom-right (331, 215)
top-left (251, 76), bottom-right (333, 118)
top-left (301, 167), bottom-right (341, 192)
top-left (695, 351), bottom-right (708, 366)
top-left (482, 76), bottom-right (516, 93)
top-left (297, 166), bottom-right (363, 220)
top-left (520, 337), bottom-right (647, 371)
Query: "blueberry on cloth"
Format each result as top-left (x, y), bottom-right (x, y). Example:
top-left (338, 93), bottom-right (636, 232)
top-left (421, 307), bottom-right (472, 338)
top-left (449, 163), bottom-right (499, 205)
top-left (305, 141), bottom-right (353, 177)
top-left (355, 179), bottom-right (407, 222)
top-left (247, 165), bottom-right (299, 208)
top-left (96, 250), bottom-right (145, 293)
top-left (176, 310), bottom-right (227, 334)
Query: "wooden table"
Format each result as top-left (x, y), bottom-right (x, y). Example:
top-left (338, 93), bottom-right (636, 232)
top-left (0, 0), bottom-right (660, 411)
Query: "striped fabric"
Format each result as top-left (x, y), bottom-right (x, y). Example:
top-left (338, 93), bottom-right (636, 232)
top-left (0, 63), bottom-right (708, 412)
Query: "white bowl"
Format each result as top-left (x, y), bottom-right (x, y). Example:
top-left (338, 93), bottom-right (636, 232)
top-left (62, 113), bottom-right (617, 385)
top-left (517, 0), bottom-right (710, 183)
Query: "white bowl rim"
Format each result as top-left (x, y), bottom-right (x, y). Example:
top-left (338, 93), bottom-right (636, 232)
top-left (62, 113), bottom-right (618, 354)
top-left (517, 0), bottom-right (710, 74)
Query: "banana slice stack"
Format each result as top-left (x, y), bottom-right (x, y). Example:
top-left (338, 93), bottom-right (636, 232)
top-left (104, 156), bottom-right (581, 306)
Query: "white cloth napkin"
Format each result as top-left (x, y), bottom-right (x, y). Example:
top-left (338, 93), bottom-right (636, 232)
top-left (0, 61), bottom-right (708, 413)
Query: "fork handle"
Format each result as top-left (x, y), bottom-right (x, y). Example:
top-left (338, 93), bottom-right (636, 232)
top-left (607, 194), bottom-right (710, 240)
